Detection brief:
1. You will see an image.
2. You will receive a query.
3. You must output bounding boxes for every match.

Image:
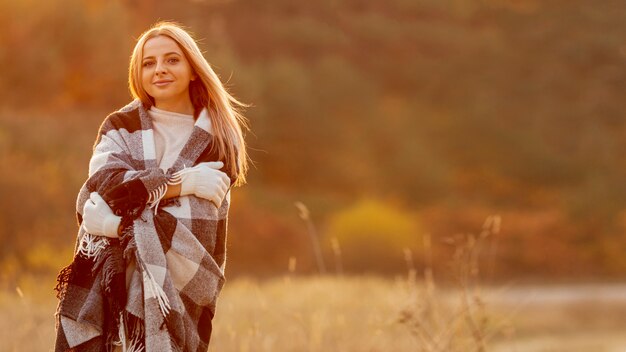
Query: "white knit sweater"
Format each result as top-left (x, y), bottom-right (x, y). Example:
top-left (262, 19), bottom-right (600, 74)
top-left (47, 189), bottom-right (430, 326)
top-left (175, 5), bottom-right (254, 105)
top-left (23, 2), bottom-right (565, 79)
top-left (148, 106), bottom-right (196, 172)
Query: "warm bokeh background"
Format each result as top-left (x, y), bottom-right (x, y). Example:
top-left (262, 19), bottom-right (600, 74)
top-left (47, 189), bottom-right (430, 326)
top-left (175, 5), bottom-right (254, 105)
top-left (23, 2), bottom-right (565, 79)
top-left (1, 0), bottom-right (626, 351)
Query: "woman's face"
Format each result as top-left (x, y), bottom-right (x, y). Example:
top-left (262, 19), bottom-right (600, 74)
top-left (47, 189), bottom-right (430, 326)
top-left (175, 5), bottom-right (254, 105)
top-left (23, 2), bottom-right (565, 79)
top-left (141, 35), bottom-right (196, 108)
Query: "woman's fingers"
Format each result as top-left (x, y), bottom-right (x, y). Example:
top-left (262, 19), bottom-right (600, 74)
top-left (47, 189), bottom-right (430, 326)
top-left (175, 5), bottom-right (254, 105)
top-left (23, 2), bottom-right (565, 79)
top-left (83, 199), bottom-right (94, 213)
top-left (215, 183), bottom-right (228, 208)
top-left (221, 173), bottom-right (231, 187)
top-left (89, 192), bottom-right (104, 204)
top-left (197, 161), bottom-right (224, 169)
top-left (188, 164), bottom-right (230, 207)
top-left (82, 202), bottom-right (94, 232)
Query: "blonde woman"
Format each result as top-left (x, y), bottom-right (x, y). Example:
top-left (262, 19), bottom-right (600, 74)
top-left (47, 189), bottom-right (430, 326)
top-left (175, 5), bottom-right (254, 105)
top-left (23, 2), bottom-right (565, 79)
top-left (54, 21), bottom-right (249, 352)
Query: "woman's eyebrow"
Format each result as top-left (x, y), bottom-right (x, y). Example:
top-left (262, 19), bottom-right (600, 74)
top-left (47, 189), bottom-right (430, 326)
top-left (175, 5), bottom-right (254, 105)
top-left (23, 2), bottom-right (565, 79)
top-left (142, 52), bottom-right (182, 60)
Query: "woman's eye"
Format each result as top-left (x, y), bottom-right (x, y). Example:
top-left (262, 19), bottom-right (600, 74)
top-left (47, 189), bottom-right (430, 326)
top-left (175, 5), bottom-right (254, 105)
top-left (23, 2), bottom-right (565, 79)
top-left (143, 61), bottom-right (154, 67)
top-left (168, 58), bottom-right (179, 64)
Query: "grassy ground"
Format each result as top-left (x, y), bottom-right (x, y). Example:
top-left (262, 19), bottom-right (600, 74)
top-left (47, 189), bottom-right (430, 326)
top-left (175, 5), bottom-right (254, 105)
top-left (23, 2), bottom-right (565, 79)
top-left (1, 275), bottom-right (626, 352)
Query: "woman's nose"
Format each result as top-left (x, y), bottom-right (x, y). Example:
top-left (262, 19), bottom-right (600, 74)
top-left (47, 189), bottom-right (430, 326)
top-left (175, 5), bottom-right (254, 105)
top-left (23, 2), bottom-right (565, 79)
top-left (155, 61), bottom-right (166, 75)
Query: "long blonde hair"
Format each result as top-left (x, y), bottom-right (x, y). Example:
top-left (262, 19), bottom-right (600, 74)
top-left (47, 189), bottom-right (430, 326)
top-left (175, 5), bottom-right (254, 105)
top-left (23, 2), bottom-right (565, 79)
top-left (129, 21), bottom-right (249, 187)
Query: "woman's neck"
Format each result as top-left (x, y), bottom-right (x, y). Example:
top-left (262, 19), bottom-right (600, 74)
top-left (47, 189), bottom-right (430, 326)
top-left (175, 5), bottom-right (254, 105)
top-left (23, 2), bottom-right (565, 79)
top-left (154, 97), bottom-right (194, 115)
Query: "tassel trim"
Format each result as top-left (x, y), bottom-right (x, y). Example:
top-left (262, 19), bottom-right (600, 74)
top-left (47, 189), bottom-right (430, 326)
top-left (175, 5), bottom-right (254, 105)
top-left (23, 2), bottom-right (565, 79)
top-left (114, 312), bottom-right (146, 352)
top-left (146, 183), bottom-right (167, 214)
top-left (78, 230), bottom-right (109, 262)
top-left (138, 258), bottom-right (171, 317)
top-left (146, 172), bottom-right (185, 215)
top-left (126, 325), bottom-right (145, 352)
top-left (167, 166), bottom-right (194, 186)
top-left (114, 312), bottom-right (127, 351)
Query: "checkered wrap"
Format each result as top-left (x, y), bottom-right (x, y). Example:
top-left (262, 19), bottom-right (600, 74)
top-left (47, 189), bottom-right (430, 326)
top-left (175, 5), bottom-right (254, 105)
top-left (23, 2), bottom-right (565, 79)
top-left (54, 99), bottom-right (236, 352)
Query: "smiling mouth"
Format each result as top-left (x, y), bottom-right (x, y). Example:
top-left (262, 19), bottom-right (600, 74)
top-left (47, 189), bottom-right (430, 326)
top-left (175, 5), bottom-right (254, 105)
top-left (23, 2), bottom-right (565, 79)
top-left (154, 81), bottom-right (173, 86)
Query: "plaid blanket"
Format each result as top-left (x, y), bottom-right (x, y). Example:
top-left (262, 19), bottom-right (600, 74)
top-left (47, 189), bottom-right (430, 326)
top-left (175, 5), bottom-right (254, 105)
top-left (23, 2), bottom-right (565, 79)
top-left (54, 99), bottom-right (236, 352)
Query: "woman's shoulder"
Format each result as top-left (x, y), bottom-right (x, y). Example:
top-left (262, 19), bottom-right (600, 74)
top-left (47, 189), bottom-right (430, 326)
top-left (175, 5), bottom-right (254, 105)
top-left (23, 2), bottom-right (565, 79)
top-left (100, 100), bottom-right (145, 134)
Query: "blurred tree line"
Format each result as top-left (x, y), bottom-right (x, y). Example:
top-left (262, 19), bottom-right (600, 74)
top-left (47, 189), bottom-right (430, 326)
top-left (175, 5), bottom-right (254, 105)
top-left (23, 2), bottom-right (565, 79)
top-left (1, 0), bottom-right (626, 282)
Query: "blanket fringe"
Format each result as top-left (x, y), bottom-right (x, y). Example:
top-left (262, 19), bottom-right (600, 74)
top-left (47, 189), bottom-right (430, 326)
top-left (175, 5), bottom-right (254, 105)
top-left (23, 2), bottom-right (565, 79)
top-left (114, 312), bottom-right (146, 352)
top-left (139, 259), bottom-right (171, 317)
top-left (115, 312), bottom-right (127, 351)
top-left (167, 166), bottom-right (191, 186)
top-left (78, 230), bottom-right (109, 261)
top-left (126, 315), bottom-right (146, 352)
top-left (127, 331), bottom-right (145, 352)
top-left (147, 183), bottom-right (167, 215)
top-left (54, 264), bottom-right (73, 300)
top-left (146, 167), bottom-right (191, 215)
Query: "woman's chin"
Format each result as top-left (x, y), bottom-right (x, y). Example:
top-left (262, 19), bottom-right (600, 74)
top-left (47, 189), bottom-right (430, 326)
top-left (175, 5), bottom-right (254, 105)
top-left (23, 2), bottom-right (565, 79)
top-left (149, 89), bottom-right (185, 101)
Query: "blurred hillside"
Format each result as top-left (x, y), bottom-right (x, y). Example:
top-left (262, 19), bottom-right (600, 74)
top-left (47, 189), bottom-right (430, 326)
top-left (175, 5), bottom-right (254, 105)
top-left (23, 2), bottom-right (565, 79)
top-left (1, 0), bottom-right (626, 281)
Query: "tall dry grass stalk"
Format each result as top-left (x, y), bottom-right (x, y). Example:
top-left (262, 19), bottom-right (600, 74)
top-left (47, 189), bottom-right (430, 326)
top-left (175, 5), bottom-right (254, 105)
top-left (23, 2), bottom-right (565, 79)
top-left (295, 201), bottom-right (327, 275)
top-left (330, 237), bottom-right (344, 276)
top-left (397, 215), bottom-right (505, 352)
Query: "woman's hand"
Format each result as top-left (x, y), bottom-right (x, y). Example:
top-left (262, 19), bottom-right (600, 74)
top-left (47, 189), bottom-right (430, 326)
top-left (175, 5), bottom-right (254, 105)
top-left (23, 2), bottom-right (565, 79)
top-left (176, 161), bottom-right (231, 207)
top-left (82, 192), bottom-right (121, 238)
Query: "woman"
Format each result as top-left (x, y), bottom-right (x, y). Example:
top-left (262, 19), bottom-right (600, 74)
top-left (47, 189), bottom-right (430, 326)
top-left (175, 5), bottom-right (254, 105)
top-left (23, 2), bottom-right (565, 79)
top-left (54, 21), bottom-right (249, 352)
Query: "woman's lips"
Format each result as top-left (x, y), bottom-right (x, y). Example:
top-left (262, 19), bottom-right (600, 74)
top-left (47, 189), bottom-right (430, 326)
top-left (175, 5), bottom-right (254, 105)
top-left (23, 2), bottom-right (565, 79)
top-left (154, 81), bottom-right (173, 87)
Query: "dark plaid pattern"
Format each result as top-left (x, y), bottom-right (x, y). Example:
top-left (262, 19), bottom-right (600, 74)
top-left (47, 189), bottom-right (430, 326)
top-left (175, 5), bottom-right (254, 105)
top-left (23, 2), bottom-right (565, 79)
top-left (54, 99), bottom-right (235, 352)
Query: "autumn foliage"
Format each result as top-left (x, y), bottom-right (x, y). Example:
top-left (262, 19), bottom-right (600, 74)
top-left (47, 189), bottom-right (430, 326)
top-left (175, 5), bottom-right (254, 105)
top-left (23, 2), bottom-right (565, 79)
top-left (1, 0), bottom-right (625, 282)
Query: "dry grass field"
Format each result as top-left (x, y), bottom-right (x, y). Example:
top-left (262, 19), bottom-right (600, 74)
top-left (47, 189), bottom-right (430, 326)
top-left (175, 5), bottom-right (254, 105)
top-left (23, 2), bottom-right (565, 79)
top-left (1, 274), bottom-right (626, 352)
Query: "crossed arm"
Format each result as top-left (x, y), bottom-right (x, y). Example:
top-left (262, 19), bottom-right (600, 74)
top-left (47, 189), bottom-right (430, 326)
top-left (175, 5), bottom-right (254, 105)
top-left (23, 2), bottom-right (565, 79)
top-left (83, 162), bottom-right (231, 238)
